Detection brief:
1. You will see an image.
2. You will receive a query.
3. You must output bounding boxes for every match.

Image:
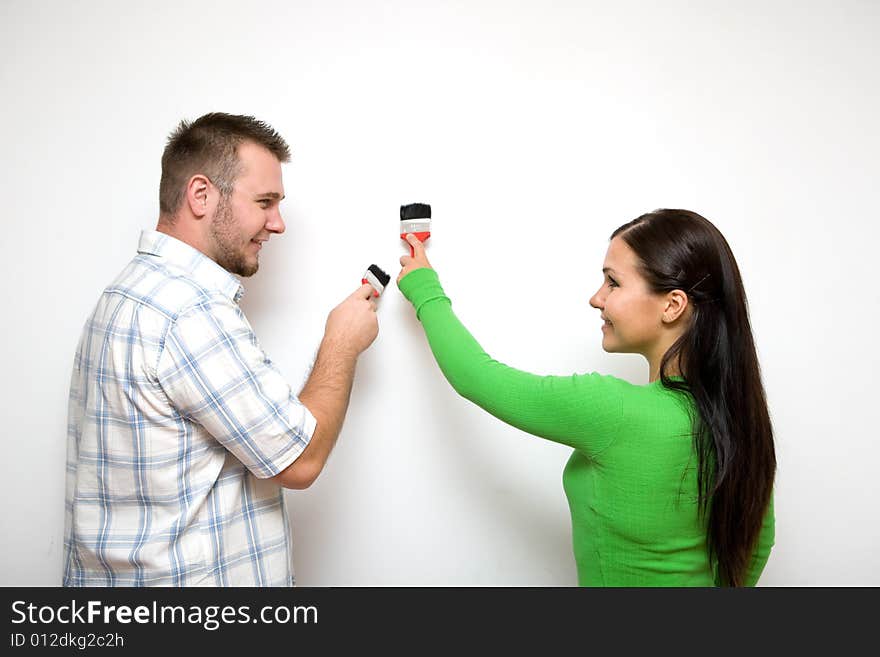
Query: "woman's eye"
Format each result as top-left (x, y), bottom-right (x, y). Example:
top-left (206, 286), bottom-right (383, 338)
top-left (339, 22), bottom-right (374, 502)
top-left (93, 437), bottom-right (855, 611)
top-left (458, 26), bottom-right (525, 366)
top-left (607, 278), bottom-right (618, 288)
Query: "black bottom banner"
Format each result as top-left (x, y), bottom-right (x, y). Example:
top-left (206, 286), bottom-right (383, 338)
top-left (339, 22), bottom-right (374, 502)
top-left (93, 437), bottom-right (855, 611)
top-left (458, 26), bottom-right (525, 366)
top-left (1, 587), bottom-right (872, 652)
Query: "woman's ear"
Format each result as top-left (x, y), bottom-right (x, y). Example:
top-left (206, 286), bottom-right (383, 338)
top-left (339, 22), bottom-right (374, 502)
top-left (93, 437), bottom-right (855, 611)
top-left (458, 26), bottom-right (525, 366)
top-left (662, 290), bottom-right (690, 324)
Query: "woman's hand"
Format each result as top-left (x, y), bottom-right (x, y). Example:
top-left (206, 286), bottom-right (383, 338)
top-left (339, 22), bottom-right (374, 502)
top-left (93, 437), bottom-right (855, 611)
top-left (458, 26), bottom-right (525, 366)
top-left (397, 233), bottom-right (434, 285)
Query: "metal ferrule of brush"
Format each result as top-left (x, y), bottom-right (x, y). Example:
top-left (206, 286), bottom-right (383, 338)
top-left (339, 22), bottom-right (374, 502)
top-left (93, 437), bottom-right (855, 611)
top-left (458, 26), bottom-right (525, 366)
top-left (400, 219), bottom-right (431, 235)
top-left (400, 218), bottom-right (431, 235)
top-left (363, 269), bottom-right (386, 296)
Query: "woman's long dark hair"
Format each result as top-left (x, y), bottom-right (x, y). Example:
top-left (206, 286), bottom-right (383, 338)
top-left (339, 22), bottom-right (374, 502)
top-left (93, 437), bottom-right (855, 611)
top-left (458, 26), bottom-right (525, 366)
top-left (612, 209), bottom-right (775, 586)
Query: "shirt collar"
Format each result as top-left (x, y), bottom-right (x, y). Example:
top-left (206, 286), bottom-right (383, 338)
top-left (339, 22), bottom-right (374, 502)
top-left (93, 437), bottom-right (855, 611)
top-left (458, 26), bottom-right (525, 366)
top-left (137, 229), bottom-right (245, 303)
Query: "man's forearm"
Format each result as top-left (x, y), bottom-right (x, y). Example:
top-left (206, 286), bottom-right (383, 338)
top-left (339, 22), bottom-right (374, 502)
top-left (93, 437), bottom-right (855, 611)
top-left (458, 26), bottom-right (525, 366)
top-left (297, 336), bottom-right (360, 470)
top-left (273, 284), bottom-right (377, 489)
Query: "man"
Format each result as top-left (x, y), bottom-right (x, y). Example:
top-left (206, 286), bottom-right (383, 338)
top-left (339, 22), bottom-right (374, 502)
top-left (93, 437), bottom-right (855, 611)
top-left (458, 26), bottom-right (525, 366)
top-left (64, 113), bottom-right (378, 586)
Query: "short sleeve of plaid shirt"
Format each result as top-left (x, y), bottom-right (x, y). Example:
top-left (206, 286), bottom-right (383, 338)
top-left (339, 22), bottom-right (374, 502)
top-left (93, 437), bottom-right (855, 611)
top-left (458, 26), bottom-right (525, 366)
top-left (156, 294), bottom-right (316, 478)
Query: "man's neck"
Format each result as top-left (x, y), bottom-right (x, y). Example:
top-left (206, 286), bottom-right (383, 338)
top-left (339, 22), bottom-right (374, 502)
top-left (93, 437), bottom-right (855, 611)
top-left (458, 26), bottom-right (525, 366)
top-left (156, 217), bottom-right (208, 259)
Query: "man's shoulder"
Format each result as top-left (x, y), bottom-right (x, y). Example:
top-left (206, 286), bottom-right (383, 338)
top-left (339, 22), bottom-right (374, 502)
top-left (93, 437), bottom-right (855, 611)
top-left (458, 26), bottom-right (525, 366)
top-left (106, 254), bottom-right (234, 321)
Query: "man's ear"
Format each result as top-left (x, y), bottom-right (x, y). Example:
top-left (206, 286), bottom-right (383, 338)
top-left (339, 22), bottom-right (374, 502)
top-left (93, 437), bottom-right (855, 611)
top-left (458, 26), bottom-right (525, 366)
top-left (185, 174), bottom-right (212, 219)
top-left (662, 289), bottom-right (690, 324)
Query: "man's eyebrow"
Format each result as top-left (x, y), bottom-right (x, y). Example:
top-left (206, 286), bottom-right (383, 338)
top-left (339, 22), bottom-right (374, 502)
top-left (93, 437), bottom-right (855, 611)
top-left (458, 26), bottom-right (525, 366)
top-left (256, 192), bottom-right (284, 200)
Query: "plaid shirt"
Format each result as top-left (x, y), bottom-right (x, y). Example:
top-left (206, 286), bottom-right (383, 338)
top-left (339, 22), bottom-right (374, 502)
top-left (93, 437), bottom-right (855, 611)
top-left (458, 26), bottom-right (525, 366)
top-left (64, 230), bottom-right (315, 586)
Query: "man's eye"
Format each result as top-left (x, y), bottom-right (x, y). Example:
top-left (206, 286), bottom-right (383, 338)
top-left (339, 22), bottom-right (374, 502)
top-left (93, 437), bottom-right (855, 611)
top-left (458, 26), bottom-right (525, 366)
top-left (258, 200), bottom-right (271, 208)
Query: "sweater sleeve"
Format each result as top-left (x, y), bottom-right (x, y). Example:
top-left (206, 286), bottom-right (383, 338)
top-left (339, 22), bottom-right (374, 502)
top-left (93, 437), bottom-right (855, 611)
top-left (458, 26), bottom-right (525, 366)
top-left (743, 491), bottom-right (775, 586)
top-left (399, 268), bottom-right (625, 456)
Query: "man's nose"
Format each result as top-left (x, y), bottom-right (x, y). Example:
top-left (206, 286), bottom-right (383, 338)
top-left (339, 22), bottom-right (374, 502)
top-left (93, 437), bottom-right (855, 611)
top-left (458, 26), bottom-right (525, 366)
top-left (267, 208), bottom-right (285, 234)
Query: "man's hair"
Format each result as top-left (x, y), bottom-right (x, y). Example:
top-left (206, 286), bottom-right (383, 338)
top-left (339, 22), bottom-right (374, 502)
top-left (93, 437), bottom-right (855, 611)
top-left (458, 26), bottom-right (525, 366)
top-left (159, 112), bottom-right (291, 216)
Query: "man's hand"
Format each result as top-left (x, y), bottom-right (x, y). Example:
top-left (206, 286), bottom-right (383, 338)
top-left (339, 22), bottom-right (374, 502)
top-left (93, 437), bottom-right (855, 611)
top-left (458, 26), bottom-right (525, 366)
top-left (324, 283), bottom-right (379, 357)
top-left (397, 233), bottom-right (433, 285)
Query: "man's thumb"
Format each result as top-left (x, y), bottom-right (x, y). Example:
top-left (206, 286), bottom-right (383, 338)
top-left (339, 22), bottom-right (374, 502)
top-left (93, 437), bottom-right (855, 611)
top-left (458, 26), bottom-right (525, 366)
top-left (355, 282), bottom-right (375, 299)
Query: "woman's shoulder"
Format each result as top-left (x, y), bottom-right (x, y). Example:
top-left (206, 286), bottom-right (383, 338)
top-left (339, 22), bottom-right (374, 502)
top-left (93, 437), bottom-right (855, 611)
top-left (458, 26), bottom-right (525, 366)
top-left (574, 373), bottom-right (693, 419)
top-left (571, 372), bottom-right (687, 395)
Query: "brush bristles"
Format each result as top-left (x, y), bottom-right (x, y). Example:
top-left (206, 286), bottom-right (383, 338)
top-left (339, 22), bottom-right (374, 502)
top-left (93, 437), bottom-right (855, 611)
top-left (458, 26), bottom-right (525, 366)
top-left (400, 203), bottom-right (431, 220)
top-left (367, 264), bottom-right (391, 287)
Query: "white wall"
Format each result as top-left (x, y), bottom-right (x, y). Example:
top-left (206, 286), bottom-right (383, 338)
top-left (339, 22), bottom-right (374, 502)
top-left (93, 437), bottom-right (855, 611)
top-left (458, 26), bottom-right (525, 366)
top-left (2, 0), bottom-right (878, 586)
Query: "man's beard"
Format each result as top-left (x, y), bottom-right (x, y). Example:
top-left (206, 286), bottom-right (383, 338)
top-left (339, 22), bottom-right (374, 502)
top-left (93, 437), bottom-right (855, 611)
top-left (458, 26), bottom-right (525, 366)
top-left (210, 197), bottom-right (258, 277)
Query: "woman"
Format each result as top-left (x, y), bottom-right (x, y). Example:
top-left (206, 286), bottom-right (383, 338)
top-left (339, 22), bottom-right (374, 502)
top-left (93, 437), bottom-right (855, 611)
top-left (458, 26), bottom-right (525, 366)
top-left (397, 209), bottom-right (775, 586)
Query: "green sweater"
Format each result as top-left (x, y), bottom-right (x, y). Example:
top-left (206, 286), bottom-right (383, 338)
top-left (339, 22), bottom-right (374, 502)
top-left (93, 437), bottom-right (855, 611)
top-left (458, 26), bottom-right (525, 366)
top-left (399, 268), bottom-right (774, 586)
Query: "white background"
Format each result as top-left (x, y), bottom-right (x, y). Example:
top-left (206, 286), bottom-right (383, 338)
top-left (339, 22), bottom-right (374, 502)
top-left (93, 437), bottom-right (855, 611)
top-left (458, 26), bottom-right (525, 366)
top-left (1, 0), bottom-right (878, 586)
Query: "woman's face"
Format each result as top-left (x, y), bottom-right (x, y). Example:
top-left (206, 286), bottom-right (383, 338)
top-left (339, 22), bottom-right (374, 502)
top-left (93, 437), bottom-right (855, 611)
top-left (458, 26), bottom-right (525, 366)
top-left (589, 237), bottom-right (669, 355)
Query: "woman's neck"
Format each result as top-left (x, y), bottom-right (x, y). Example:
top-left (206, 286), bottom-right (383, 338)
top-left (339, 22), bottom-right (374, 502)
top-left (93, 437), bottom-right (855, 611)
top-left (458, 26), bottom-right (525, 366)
top-left (648, 354), bottom-right (682, 383)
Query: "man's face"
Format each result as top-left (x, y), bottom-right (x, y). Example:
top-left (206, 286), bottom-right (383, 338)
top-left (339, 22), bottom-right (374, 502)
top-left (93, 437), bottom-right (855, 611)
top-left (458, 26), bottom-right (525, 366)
top-left (209, 141), bottom-right (285, 277)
